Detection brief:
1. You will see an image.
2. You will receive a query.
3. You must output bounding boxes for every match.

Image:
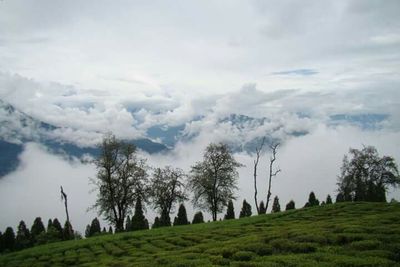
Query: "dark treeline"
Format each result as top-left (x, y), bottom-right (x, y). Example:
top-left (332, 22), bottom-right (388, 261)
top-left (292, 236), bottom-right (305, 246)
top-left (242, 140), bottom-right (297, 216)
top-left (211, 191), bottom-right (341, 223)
top-left (1, 137), bottom-right (399, 254)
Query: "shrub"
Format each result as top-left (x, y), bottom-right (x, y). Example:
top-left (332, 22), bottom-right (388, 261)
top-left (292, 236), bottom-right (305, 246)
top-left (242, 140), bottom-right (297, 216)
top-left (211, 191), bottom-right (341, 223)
top-left (349, 240), bottom-right (381, 251)
top-left (232, 251), bottom-right (257, 261)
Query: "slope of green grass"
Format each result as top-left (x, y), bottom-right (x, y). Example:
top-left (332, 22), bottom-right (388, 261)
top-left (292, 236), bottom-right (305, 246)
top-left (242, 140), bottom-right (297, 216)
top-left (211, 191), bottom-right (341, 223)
top-left (1, 202), bottom-right (400, 267)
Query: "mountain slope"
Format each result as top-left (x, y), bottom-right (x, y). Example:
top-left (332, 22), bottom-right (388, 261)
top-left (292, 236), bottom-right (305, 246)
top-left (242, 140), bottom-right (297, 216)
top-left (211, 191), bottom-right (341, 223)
top-left (1, 202), bottom-right (399, 267)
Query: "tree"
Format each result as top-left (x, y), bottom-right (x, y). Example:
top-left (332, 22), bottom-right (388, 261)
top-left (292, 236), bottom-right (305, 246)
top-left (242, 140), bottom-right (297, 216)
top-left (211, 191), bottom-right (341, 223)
top-left (336, 193), bottom-right (344, 203)
top-left (153, 217), bottom-right (161, 229)
top-left (131, 196), bottom-right (149, 231)
top-left (305, 192), bottom-right (320, 207)
top-left (30, 217), bottom-right (45, 243)
top-left (224, 200), bottom-right (235, 220)
top-left (326, 195), bottom-right (333, 204)
top-left (266, 143), bottom-right (281, 213)
top-left (85, 225), bottom-right (91, 238)
top-left (189, 143), bottom-right (242, 221)
top-left (89, 218), bottom-right (101, 236)
top-left (174, 203), bottom-right (189, 226)
top-left (3, 227), bottom-right (15, 252)
top-left (108, 226), bottom-right (113, 234)
top-left (47, 219), bottom-right (53, 231)
top-left (259, 201), bottom-right (266, 214)
top-left (102, 227), bottom-right (107, 234)
top-left (125, 216), bottom-right (132, 231)
top-left (15, 221), bottom-right (31, 250)
top-left (63, 221), bottom-right (74, 240)
top-left (192, 212), bottom-right (204, 224)
top-left (337, 146), bottom-right (400, 202)
top-left (52, 218), bottom-right (63, 239)
top-left (150, 166), bottom-right (187, 227)
top-left (91, 134), bottom-right (149, 232)
top-left (285, 200), bottom-right (295, 210)
top-left (0, 231), bottom-right (3, 253)
top-left (272, 196), bottom-right (281, 213)
top-left (239, 199), bottom-right (252, 218)
top-left (253, 137), bottom-right (265, 214)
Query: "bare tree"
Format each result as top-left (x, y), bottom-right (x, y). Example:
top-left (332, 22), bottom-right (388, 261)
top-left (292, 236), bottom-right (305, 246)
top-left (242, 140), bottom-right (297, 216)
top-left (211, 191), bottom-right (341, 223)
top-left (253, 137), bottom-right (265, 214)
top-left (91, 134), bottom-right (148, 232)
top-left (60, 186), bottom-right (70, 223)
top-left (149, 166), bottom-right (187, 226)
top-left (189, 143), bottom-right (243, 221)
top-left (265, 142), bottom-right (281, 213)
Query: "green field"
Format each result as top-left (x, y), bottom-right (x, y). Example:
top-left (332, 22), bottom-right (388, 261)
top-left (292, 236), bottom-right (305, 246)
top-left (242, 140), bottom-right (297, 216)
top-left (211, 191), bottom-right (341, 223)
top-left (1, 202), bottom-right (399, 267)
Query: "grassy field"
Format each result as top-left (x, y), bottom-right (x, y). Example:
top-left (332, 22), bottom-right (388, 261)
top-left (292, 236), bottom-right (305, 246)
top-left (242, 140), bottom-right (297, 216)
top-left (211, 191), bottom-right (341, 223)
top-left (1, 202), bottom-right (399, 267)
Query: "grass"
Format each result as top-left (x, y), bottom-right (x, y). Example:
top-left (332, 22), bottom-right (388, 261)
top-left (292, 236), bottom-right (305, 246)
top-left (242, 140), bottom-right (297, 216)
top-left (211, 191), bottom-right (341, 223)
top-left (1, 202), bottom-right (400, 266)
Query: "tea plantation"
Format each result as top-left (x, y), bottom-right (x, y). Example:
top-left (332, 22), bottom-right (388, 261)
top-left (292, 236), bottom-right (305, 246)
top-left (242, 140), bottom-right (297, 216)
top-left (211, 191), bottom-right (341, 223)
top-left (1, 202), bottom-right (399, 267)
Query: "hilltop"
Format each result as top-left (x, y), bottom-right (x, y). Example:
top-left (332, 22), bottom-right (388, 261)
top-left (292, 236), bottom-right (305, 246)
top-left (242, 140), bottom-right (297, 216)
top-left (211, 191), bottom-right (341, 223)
top-left (0, 202), bottom-right (399, 267)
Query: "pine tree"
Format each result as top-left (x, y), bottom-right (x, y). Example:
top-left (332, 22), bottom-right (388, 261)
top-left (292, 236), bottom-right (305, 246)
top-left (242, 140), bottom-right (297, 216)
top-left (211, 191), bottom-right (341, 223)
top-left (336, 193), bottom-right (344, 203)
top-left (63, 221), bottom-right (74, 240)
top-left (47, 219), bottom-right (53, 231)
top-left (174, 204), bottom-right (189, 225)
top-left (30, 217), bottom-right (45, 243)
top-left (192, 212), bottom-right (204, 224)
top-left (89, 218), bottom-right (101, 237)
top-left (326, 194), bottom-right (333, 204)
top-left (125, 216), bottom-right (132, 231)
top-left (0, 231), bottom-right (3, 253)
top-left (305, 192), bottom-right (320, 207)
top-left (108, 226), bottom-right (113, 234)
top-left (153, 217), bottom-right (161, 228)
top-left (259, 201), bottom-right (266, 214)
top-left (239, 199), bottom-right (252, 218)
top-left (272, 196), bottom-right (281, 213)
top-left (159, 212), bottom-right (171, 227)
top-left (285, 200), bottom-right (295, 211)
top-left (52, 218), bottom-right (63, 239)
top-left (85, 225), bottom-right (91, 238)
top-left (3, 227), bottom-right (15, 252)
top-left (102, 227), bottom-right (107, 234)
top-left (224, 200), bottom-right (235, 220)
top-left (16, 220), bottom-right (31, 250)
top-left (131, 197), bottom-right (149, 230)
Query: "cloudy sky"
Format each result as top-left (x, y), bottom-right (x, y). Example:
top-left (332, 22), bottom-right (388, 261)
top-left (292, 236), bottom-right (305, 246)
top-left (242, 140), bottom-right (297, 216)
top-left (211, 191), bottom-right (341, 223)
top-left (0, 0), bottom-right (400, 233)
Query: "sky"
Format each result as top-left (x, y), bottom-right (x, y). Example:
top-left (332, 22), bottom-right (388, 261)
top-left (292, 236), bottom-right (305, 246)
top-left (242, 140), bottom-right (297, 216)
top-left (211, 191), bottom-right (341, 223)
top-left (0, 0), bottom-right (400, 233)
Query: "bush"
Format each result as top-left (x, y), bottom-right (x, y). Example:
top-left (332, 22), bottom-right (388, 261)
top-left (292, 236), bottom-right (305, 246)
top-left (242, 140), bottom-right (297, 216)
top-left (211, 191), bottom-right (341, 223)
top-left (270, 239), bottom-right (317, 254)
top-left (349, 240), bottom-right (381, 251)
top-left (232, 251), bottom-right (257, 261)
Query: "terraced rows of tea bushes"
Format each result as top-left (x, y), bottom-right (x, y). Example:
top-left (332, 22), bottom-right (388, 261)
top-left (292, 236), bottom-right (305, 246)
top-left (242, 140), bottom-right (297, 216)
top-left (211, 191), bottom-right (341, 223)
top-left (0, 202), bottom-right (399, 267)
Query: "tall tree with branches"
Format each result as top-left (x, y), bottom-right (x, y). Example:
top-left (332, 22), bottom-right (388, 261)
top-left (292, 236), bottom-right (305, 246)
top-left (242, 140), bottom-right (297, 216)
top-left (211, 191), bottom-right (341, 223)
top-left (149, 166), bottom-right (187, 227)
top-left (265, 142), bottom-right (281, 213)
top-left (189, 143), bottom-right (243, 221)
top-left (91, 134), bottom-right (149, 232)
top-left (253, 137), bottom-right (265, 214)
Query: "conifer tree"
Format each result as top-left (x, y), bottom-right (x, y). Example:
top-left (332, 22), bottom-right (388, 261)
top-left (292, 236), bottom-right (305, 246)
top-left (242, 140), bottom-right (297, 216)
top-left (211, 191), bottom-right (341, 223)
top-left (272, 196), bottom-right (281, 213)
top-left (108, 226), bottom-right (113, 234)
top-left (102, 227), bottom-right (107, 233)
top-left (125, 216), bottom-right (132, 231)
top-left (63, 221), bottom-right (74, 240)
top-left (47, 219), bottom-right (53, 231)
top-left (305, 191), bottom-right (320, 207)
top-left (259, 201), bottom-right (266, 214)
top-left (153, 217), bottom-right (161, 228)
top-left (285, 200), bottom-right (295, 210)
top-left (131, 196), bottom-right (149, 230)
top-left (336, 193), bottom-right (344, 203)
top-left (224, 200), bottom-right (235, 220)
top-left (52, 218), bottom-right (63, 239)
top-left (89, 218), bottom-right (101, 236)
top-left (30, 217), bottom-right (45, 243)
top-left (326, 194), bottom-right (333, 204)
top-left (85, 225), bottom-right (91, 238)
top-left (0, 231), bottom-right (3, 253)
top-left (174, 203), bottom-right (189, 225)
top-left (3, 227), bottom-right (15, 252)
top-left (239, 199), bottom-right (252, 218)
top-left (192, 212), bottom-right (204, 224)
top-left (16, 220), bottom-right (31, 250)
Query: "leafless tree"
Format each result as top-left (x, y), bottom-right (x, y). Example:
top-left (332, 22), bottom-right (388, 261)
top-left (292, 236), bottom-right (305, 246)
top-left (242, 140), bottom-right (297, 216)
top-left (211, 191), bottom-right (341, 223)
top-left (265, 142), bottom-right (281, 213)
top-left (253, 137), bottom-right (265, 214)
top-left (60, 186), bottom-right (70, 223)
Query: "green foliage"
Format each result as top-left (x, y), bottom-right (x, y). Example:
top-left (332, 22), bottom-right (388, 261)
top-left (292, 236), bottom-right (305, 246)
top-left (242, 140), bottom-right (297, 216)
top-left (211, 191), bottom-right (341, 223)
top-left (63, 221), bottom-right (74, 241)
top-left (30, 217), bottom-right (45, 243)
top-left (15, 221), bottom-right (31, 250)
top-left (131, 196), bottom-right (149, 231)
top-left (224, 200), bottom-right (235, 220)
top-left (189, 143), bottom-right (242, 221)
top-left (258, 201), bottom-right (266, 214)
top-left (52, 218), bottom-right (63, 239)
top-left (285, 200), bottom-right (295, 211)
top-left (192, 211), bottom-right (204, 224)
top-left (3, 227), bottom-right (15, 252)
top-left (337, 146), bottom-right (400, 202)
top-left (304, 191), bottom-right (320, 207)
top-left (0, 231), bottom-right (3, 253)
top-left (326, 194), bottom-right (333, 204)
top-left (174, 203), bottom-right (189, 226)
top-left (89, 218), bottom-right (101, 237)
top-left (272, 196), bottom-right (280, 213)
top-left (240, 199), bottom-right (252, 218)
top-left (1, 202), bottom-right (400, 267)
